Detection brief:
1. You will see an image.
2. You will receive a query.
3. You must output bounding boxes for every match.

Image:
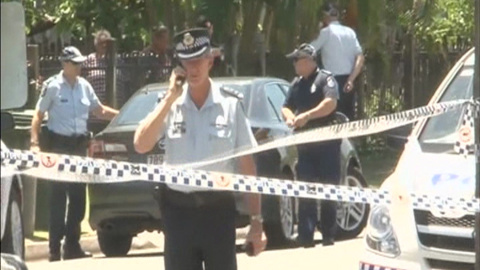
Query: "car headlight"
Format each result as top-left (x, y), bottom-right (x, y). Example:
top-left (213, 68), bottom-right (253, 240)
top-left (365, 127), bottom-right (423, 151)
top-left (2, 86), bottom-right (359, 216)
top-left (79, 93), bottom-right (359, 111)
top-left (366, 205), bottom-right (400, 257)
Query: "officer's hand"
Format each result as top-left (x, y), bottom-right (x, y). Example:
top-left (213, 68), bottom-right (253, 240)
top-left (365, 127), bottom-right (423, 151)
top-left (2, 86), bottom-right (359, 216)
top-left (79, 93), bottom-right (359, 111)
top-left (166, 66), bottom-right (186, 102)
top-left (30, 145), bottom-right (40, 153)
top-left (245, 221), bottom-right (267, 256)
top-left (285, 118), bottom-right (295, 128)
top-left (293, 113), bottom-right (310, 129)
top-left (344, 80), bottom-right (354, 93)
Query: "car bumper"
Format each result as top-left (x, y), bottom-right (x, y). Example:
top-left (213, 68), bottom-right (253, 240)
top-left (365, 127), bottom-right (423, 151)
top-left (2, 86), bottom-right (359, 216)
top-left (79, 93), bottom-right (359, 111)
top-left (359, 251), bottom-right (422, 270)
top-left (88, 182), bottom-right (162, 231)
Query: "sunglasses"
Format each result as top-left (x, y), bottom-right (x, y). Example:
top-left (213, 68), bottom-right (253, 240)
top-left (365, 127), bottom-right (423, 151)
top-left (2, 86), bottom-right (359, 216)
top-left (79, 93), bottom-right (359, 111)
top-left (69, 61), bottom-right (82, 66)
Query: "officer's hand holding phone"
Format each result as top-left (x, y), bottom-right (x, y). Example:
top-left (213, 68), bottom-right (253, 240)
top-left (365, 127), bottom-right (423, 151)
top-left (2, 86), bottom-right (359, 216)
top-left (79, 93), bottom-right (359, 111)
top-left (166, 66), bottom-right (187, 102)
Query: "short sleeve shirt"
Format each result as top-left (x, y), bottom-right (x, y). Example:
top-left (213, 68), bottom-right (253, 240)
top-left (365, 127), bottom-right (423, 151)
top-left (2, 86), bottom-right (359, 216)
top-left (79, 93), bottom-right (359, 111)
top-left (310, 21), bottom-right (362, 75)
top-left (36, 71), bottom-right (101, 136)
top-left (163, 80), bottom-right (257, 193)
top-left (283, 69), bottom-right (339, 130)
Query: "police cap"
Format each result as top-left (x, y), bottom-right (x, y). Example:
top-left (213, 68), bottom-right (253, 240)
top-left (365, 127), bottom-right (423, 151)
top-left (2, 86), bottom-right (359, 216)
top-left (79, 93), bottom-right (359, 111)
top-left (285, 43), bottom-right (316, 60)
top-left (173, 28), bottom-right (211, 60)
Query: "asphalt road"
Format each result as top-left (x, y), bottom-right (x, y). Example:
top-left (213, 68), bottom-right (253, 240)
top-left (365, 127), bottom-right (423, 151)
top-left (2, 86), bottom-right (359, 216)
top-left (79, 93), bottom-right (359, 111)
top-left (26, 231), bottom-right (364, 270)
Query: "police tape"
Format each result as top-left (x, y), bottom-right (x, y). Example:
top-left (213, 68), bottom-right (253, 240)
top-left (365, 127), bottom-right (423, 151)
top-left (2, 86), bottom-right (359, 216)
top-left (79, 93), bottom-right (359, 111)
top-left (182, 99), bottom-right (477, 169)
top-left (1, 148), bottom-right (479, 213)
top-left (1, 99), bottom-right (479, 213)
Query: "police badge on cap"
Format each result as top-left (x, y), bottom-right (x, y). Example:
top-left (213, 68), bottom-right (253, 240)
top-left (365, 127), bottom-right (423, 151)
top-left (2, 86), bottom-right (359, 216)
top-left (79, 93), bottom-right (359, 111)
top-left (173, 28), bottom-right (211, 60)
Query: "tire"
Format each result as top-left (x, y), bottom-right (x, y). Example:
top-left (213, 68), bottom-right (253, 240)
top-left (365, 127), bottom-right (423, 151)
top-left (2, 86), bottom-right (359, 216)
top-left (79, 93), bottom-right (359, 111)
top-left (263, 195), bottom-right (295, 247)
top-left (320, 167), bottom-right (370, 240)
top-left (97, 232), bottom-right (132, 257)
top-left (1, 188), bottom-right (25, 259)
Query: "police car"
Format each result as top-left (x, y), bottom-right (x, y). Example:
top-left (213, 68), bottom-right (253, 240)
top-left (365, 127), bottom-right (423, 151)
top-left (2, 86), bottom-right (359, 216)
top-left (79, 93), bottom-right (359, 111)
top-left (360, 48), bottom-right (476, 270)
top-left (88, 77), bottom-right (369, 256)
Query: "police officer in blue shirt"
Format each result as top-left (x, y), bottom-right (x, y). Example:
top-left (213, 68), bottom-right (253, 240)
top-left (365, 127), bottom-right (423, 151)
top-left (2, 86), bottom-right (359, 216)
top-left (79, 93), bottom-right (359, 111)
top-left (282, 43), bottom-right (341, 248)
top-left (310, 2), bottom-right (364, 120)
top-left (30, 46), bottom-right (118, 262)
top-left (134, 28), bottom-right (267, 270)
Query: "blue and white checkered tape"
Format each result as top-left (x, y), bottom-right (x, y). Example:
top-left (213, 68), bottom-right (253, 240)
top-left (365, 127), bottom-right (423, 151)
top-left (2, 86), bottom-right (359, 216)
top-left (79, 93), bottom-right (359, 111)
top-left (1, 148), bottom-right (479, 213)
top-left (1, 98), bottom-right (479, 213)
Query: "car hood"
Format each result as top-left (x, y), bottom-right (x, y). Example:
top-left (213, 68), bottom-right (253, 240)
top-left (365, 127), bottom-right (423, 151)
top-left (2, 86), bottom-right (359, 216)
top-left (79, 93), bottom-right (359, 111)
top-left (392, 139), bottom-right (475, 202)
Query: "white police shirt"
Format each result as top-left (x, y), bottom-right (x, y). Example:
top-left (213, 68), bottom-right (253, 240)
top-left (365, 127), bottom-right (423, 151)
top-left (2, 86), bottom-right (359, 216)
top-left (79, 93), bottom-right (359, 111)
top-left (310, 21), bottom-right (363, 76)
top-left (36, 71), bottom-right (100, 136)
top-left (163, 80), bottom-right (257, 193)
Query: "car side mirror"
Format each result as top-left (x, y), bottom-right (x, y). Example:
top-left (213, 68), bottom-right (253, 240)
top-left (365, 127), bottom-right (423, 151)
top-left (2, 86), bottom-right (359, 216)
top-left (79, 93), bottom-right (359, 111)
top-left (1, 112), bottom-right (15, 132)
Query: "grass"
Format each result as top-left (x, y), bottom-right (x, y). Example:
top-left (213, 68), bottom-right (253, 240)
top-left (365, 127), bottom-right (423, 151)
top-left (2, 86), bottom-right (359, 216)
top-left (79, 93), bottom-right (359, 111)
top-left (358, 146), bottom-right (403, 188)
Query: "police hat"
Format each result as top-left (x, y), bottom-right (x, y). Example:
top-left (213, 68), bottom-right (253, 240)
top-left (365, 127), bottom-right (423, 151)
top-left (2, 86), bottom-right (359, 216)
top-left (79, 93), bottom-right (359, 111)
top-left (59, 46), bottom-right (87, 63)
top-left (285, 43), bottom-right (317, 60)
top-left (173, 28), bottom-right (211, 60)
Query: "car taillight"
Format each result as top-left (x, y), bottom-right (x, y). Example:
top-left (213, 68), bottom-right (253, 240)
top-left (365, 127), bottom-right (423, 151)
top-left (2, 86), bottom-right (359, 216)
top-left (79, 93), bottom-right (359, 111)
top-left (88, 139), bottom-right (105, 158)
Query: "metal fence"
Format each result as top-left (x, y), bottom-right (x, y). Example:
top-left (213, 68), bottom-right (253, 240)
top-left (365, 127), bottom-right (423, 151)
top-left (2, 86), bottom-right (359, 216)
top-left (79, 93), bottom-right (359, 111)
top-left (39, 52), bottom-right (174, 109)
top-left (38, 48), bottom-right (467, 117)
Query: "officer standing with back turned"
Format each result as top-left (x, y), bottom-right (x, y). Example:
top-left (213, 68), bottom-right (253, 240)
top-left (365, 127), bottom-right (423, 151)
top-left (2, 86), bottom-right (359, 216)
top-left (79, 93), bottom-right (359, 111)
top-left (30, 46), bottom-right (119, 262)
top-left (282, 43), bottom-right (341, 248)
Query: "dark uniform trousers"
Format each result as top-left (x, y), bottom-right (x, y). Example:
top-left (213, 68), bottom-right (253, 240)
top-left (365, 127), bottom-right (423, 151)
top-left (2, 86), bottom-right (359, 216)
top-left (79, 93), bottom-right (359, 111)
top-left (43, 130), bottom-right (89, 254)
top-left (161, 188), bottom-right (237, 270)
top-left (334, 75), bottom-right (355, 121)
top-left (296, 140), bottom-right (341, 243)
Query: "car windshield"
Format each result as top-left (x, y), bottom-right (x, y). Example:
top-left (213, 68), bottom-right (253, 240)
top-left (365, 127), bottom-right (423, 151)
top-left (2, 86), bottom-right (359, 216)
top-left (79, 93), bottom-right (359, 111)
top-left (419, 65), bottom-right (474, 150)
top-left (113, 90), bottom-right (165, 126)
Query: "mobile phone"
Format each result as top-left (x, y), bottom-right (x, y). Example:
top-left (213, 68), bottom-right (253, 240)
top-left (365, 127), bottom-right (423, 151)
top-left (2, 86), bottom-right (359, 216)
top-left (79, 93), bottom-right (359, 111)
top-left (174, 64), bottom-right (186, 86)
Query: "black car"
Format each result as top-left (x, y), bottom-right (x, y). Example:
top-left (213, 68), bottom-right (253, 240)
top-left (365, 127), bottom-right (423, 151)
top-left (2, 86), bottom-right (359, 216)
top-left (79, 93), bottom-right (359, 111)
top-left (88, 77), bottom-right (369, 256)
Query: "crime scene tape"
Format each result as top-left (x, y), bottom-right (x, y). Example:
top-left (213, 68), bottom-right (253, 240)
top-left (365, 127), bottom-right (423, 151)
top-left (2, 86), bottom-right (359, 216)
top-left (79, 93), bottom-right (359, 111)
top-left (182, 99), bottom-right (476, 169)
top-left (1, 99), bottom-right (479, 213)
top-left (1, 148), bottom-right (479, 213)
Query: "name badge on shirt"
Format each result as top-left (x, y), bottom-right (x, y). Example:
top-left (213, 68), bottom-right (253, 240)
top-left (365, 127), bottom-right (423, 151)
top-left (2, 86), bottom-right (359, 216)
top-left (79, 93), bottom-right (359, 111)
top-left (170, 122), bottom-right (187, 138)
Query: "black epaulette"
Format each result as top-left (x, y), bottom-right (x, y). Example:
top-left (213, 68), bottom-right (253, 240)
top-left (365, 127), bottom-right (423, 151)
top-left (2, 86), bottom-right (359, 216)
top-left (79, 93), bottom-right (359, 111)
top-left (220, 86), bottom-right (244, 100)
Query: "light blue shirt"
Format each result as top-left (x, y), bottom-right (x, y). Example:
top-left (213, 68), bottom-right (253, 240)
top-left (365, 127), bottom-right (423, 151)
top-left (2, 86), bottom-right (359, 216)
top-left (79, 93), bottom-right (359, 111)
top-left (311, 21), bottom-right (362, 76)
top-left (163, 80), bottom-right (257, 192)
top-left (36, 71), bottom-right (100, 136)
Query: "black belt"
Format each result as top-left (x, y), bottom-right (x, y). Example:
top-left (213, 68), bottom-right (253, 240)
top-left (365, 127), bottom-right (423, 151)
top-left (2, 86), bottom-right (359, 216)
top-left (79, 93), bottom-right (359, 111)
top-left (163, 187), bottom-right (234, 209)
top-left (48, 130), bottom-right (89, 145)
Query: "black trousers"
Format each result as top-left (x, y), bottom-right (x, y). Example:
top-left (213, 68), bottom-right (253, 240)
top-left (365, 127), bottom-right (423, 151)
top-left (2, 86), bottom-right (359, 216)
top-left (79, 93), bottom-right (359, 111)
top-left (44, 131), bottom-right (88, 254)
top-left (296, 140), bottom-right (341, 242)
top-left (162, 190), bottom-right (237, 270)
top-left (334, 75), bottom-right (356, 121)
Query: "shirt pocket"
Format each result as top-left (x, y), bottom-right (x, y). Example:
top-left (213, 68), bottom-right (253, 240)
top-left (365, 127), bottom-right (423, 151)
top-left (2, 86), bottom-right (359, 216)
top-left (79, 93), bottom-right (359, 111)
top-left (209, 125), bottom-right (234, 155)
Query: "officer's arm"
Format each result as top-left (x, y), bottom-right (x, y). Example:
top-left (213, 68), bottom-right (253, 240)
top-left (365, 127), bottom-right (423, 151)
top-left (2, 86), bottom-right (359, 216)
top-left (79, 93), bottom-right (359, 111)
top-left (30, 110), bottom-right (45, 146)
top-left (347, 53), bottom-right (365, 84)
top-left (92, 104), bottom-right (119, 120)
top-left (305, 97), bottom-right (337, 120)
top-left (238, 155), bottom-right (260, 216)
top-left (134, 95), bottom-right (174, 154)
top-left (134, 68), bottom-right (185, 154)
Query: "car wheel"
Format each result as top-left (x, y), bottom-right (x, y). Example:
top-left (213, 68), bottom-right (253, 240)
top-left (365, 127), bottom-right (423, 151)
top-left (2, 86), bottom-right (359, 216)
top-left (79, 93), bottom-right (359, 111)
top-left (1, 188), bottom-right (25, 259)
top-left (335, 167), bottom-right (370, 239)
top-left (97, 232), bottom-right (132, 257)
top-left (263, 195), bottom-right (295, 247)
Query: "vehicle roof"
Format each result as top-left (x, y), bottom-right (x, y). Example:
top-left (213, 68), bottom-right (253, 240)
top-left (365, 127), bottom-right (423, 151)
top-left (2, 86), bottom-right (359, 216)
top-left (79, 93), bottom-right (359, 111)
top-left (138, 77), bottom-right (288, 94)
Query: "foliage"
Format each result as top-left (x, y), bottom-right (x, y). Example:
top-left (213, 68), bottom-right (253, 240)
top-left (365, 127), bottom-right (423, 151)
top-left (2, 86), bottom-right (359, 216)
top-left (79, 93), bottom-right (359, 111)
top-left (400, 0), bottom-right (474, 53)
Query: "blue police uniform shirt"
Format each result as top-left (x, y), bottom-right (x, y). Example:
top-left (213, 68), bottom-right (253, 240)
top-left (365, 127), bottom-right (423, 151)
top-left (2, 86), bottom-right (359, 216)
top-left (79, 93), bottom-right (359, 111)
top-left (36, 71), bottom-right (101, 136)
top-left (310, 21), bottom-right (362, 76)
top-left (163, 80), bottom-right (257, 193)
top-left (284, 69), bottom-right (339, 130)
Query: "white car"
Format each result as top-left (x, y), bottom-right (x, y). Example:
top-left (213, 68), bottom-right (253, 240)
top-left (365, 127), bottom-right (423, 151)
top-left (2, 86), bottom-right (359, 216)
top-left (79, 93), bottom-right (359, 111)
top-left (359, 48), bottom-right (476, 270)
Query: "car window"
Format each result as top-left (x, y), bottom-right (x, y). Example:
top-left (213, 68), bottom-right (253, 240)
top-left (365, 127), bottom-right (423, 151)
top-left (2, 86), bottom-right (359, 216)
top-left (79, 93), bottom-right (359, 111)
top-left (113, 90), bottom-right (164, 126)
top-left (419, 66), bottom-right (474, 150)
top-left (264, 83), bottom-right (287, 122)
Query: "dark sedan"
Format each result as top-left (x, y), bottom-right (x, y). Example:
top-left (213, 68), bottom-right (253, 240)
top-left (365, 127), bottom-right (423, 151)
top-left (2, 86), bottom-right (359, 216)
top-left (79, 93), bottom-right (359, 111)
top-left (88, 77), bottom-right (369, 256)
